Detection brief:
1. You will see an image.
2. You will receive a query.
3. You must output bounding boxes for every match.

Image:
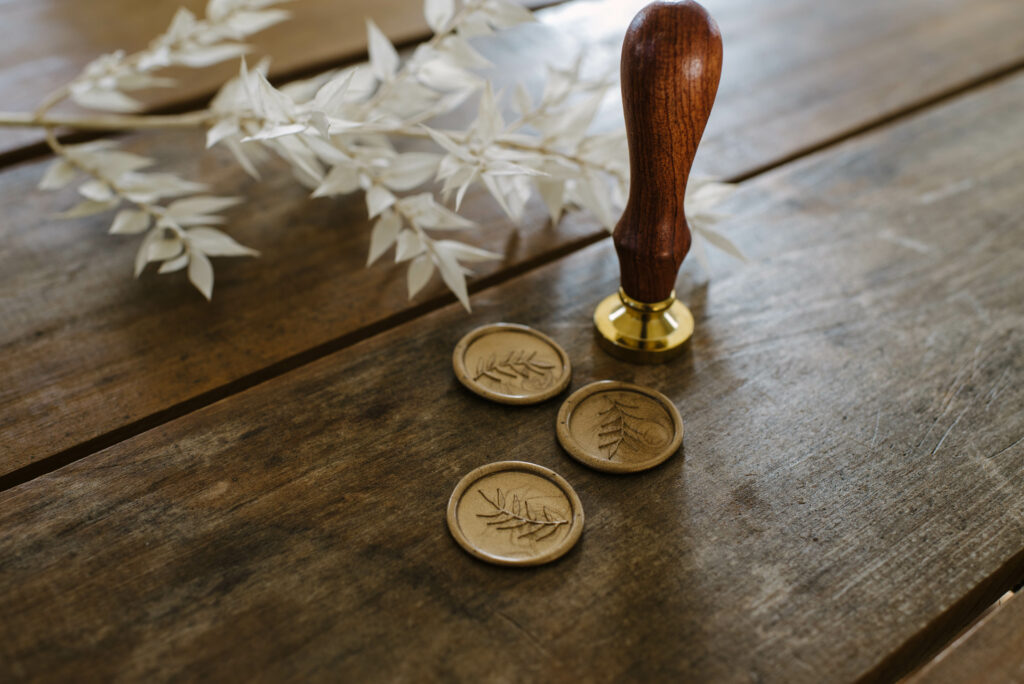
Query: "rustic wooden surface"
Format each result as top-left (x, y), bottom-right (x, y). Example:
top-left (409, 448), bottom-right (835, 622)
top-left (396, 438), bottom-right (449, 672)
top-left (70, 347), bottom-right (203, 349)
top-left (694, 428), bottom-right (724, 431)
top-left (911, 592), bottom-right (1024, 683)
top-left (6, 0), bottom-right (1024, 483)
top-left (2, 63), bottom-right (1023, 682)
top-left (614, 0), bottom-right (721, 302)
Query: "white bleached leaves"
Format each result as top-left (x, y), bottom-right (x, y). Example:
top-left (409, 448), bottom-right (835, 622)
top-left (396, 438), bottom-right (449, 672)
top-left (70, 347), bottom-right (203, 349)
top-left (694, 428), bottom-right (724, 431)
top-left (109, 209), bottom-right (151, 235)
top-left (381, 153), bottom-right (442, 192)
top-left (163, 195), bottom-right (243, 225)
top-left (368, 211), bottom-right (403, 266)
top-left (685, 178), bottom-right (747, 274)
top-left (43, 140), bottom-right (257, 300)
top-left (364, 193), bottom-right (498, 310)
top-left (187, 250), bottom-right (215, 300)
top-left (424, 0), bottom-right (455, 33)
top-left (67, 0), bottom-right (290, 112)
top-left (42, 0), bottom-right (741, 309)
top-left (366, 19), bottom-right (400, 82)
top-left (407, 254), bottom-right (435, 298)
top-left (186, 226), bottom-right (259, 257)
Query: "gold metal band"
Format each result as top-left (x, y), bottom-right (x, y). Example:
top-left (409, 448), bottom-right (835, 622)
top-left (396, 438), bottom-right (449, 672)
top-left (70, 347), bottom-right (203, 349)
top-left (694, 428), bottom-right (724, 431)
top-left (617, 288), bottom-right (677, 314)
top-left (593, 289), bottom-right (694, 364)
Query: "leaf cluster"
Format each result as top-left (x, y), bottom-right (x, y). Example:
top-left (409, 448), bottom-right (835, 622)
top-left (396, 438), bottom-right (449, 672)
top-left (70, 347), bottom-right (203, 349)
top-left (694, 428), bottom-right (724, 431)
top-left (35, 0), bottom-right (744, 305)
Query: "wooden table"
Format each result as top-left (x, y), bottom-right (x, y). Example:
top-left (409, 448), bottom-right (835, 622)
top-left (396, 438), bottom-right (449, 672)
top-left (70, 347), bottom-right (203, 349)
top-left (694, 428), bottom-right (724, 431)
top-left (2, 0), bottom-right (1023, 681)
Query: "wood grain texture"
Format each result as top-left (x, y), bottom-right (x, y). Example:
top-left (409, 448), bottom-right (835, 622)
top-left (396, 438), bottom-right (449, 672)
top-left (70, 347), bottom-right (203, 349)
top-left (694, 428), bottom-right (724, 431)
top-left (2, 67), bottom-right (1023, 682)
top-left (0, 0), bottom-right (552, 156)
top-left (5, 0), bottom-right (1024, 478)
top-left (614, 1), bottom-right (722, 302)
top-left (911, 592), bottom-right (1024, 684)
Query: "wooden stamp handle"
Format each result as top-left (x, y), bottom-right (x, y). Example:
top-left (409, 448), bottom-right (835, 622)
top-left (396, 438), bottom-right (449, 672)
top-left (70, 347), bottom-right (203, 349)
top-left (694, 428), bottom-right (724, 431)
top-left (614, 1), bottom-right (722, 303)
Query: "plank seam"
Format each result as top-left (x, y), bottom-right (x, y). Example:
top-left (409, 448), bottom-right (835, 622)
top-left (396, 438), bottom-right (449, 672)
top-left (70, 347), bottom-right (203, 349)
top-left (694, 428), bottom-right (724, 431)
top-left (862, 546), bottom-right (1024, 683)
top-left (908, 589), bottom-right (1017, 681)
top-left (0, 231), bottom-right (606, 492)
top-left (728, 56), bottom-right (1024, 183)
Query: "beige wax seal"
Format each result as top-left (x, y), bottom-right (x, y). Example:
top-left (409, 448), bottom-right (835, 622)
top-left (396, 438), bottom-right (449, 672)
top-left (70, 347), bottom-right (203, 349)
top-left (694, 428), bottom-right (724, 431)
top-left (447, 461), bottom-right (584, 566)
top-left (453, 323), bottom-right (571, 405)
top-left (557, 381), bottom-right (683, 473)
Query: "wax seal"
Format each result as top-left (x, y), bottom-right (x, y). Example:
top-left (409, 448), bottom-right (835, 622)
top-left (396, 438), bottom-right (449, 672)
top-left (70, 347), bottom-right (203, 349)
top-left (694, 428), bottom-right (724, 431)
top-left (557, 380), bottom-right (683, 473)
top-left (453, 323), bottom-right (571, 405)
top-left (447, 461), bottom-right (584, 567)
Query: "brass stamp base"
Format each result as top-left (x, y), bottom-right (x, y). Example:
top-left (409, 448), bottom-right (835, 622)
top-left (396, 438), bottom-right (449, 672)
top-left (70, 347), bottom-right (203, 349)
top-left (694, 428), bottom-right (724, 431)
top-left (593, 288), bottom-right (694, 364)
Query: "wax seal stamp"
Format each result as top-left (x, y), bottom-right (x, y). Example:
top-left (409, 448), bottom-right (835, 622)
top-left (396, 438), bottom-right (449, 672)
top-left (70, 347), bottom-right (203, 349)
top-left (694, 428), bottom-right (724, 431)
top-left (557, 381), bottom-right (683, 473)
top-left (453, 323), bottom-right (571, 405)
top-left (447, 461), bottom-right (584, 566)
top-left (594, 1), bottom-right (723, 363)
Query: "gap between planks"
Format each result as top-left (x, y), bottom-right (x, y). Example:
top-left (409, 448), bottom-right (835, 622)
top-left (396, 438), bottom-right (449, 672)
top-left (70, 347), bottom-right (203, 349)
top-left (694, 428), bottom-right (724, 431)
top-left (0, 231), bottom-right (606, 492)
top-left (903, 589), bottom-right (1017, 683)
top-left (5, 56), bottom-right (1024, 496)
top-left (728, 54), bottom-right (1024, 184)
top-left (886, 551), bottom-right (1024, 684)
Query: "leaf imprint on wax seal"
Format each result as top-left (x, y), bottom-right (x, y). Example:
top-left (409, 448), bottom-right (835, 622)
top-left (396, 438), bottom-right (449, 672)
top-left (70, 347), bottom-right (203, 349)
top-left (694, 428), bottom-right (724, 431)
top-left (557, 381), bottom-right (684, 474)
top-left (476, 488), bottom-right (568, 542)
top-left (453, 323), bottom-right (571, 405)
top-left (473, 350), bottom-right (555, 390)
top-left (597, 396), bottom-right (672, 460)
top-left (447, 461), bottom-right (584, 567)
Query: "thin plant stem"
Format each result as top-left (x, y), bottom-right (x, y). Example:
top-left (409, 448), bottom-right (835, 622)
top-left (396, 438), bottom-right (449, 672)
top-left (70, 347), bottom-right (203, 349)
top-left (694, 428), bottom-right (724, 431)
top-left (0, 110), bottom-right (214, 130)
top-left (43, 128), bottom-right (175, 237)
top-left (2, 109), bottom-right (623, 183)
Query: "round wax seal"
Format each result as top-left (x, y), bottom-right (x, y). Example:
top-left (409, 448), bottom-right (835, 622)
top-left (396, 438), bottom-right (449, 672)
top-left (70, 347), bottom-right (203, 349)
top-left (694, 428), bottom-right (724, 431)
top-left (447, 461), bottom-right (584, 567)
top-left (557, 381), bottom-right (683, 473)
top-left (452, 323), bottom-right (571, 405)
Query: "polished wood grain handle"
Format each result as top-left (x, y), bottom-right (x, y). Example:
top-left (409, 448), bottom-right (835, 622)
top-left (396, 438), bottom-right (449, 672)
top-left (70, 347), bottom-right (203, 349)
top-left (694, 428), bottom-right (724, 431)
top-left (614, 0), bottom-right (722, 303)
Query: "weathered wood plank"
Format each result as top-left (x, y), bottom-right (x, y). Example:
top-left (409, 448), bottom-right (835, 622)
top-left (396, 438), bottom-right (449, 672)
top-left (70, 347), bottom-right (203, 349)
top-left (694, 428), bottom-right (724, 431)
top-left (0, 0), bottom-right (552, 156)
top-left (911, 591), bottom-right (1024, 684)
top-left (5, 0), bottom-right (1024, 479)
top-left (2, 67), bottom-right (1023, 682)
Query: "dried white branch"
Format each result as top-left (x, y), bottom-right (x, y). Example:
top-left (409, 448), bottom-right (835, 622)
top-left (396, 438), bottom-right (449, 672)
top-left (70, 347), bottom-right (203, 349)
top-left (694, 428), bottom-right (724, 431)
top-left (0, 110), bottom-right (213, 130)
top-left (9, 0), bottom-right (742, 309)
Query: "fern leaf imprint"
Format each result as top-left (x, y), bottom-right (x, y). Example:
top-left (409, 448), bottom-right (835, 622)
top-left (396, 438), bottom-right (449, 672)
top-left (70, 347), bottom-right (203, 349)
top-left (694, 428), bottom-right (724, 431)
top-left (477, 488), bottom-right (568, 541)
top-left (597, 396), bottom-right (671, 459)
